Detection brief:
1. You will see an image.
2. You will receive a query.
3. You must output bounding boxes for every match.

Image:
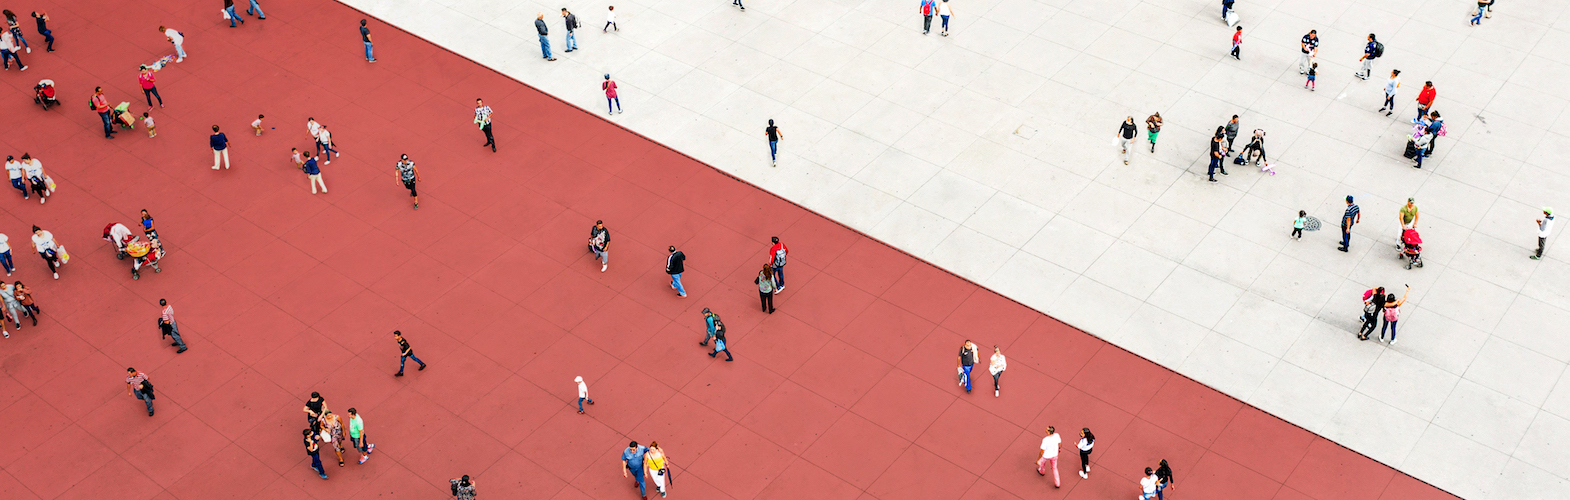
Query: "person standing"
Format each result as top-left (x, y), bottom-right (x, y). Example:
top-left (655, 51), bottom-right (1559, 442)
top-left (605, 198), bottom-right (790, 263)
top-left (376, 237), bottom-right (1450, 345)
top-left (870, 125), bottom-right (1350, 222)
top-left (1140, 467), bottom-right (1159, 499)
top-left (303, 429), bottom-right (328, 479)
top-left (561, 8), bottom-right (578, 52)
top-left (158, 298), bottom-right (187, 353)
top-left (765, 120), bottom-right (782, 166)
top-left (92, 87), bottom-right (116, 139)
top-left (0, 27), bottom-right (25, 71)
top-left (603, 6), bottom-right (617, 32)
top-left (138, 65), bottom-right (163, 109)
top-left (699, 308), bottom-right (722, 346)
top-left (396, 154), bottom-right (420, 210)
top-left (919, 0), bottom-right (936, 35)
top-left (956, 340), bottom-right (978, 393)
top-left (1380, 286), bottom-right (1410, 344)
top-left (1298, 30), bottom-right (1318, 74)
top-left (1396, 198), bottom-right (1419, 248)
top-left (30, 12), bottom-right (51, 53)
top-left (1379, 70), bottom-right (1401, 116)
top-left (1117, 117), bottom-right (1136, 165)
top-left (1206, 130), bottom-right (1226, 182)
top-left (1338, 195), bottom-right (1360, 252)
top-left (937, 0), bottom-right (953, 36)
top-left (1036, 426), bottom-right (1061, 488)
top-left (1356, 34), bottom-right (1378, 80)
top-left (1077, 428), bottom-right (1095, 478)
top-left (245, 0), bottom-right (266, 20)
top-left (645, 442), bottom-right (670, 498)
top-left (988, 345), bottom-right (1006, 397)
top-left (303, 392), bottom-right (327, 425)
top-left (6, 156), bottom-right (25, 200)
top-left (1144, 113), bottom-right (1161, 152)
top-left (141, 209), bottom-right (159, 241)
top-left (347, 407), bottom-right (374, 464)
top-left (474, 98), bottom-right (495, 152)
top-left (450, 475), bottom-right (477, 499)
top-left (709, 320), bottom-right (733, 361)
top-left (1224, 115), bottom-right (1240, 153)
top-left (160, 26), bottom-right (185, 62)
top-left (666, 246), bottom-right (686, 298)
top-left (1221, 0), bottom-right (1234, 21)
top-left (623, 442), bottom-right (650, 498)
top-left (393, 330), bottom-right (426, 376)
top-left (1229, 25), bottom-right (1242, 60)
top-left (210, 125), bottom-right (231, 170)
top-left (602, 75), bottom-right (621, 115)
top-left (589, 220), bottom-right (610, 272)
top-left (1155, 460), bottom-right (1175, 500)
top-left (755, 265), bottom-right (777, 314)
top-left (575, 376), bottom-right (595, 414)
top-left (360, 19), bottom-right (375, 62)
top-left (30, 225), bottom-right (63, 279)
top-left (303, 152), bottom-right (326, 194)
top-left (766, 236), bottom-right (788, 289)
top-left (307, 117), bottom-right (324, 155)
top-left (1532, 207), bottom-right (1555, 260)
top-left (0, 232), bottom-right (13, 275)
top-left (223, 0), bottom-right (244, 27)
top-left (1305, 62), bottom-right (1318, 90)
top-left (126, 367), bottom-right (155, 416)
top-left (1359, 287), bottom-right (1385, 341)
top-left (534, 13), bottom-right (556, 61)
top-left (1422, 111), bottom-right (1444, 157)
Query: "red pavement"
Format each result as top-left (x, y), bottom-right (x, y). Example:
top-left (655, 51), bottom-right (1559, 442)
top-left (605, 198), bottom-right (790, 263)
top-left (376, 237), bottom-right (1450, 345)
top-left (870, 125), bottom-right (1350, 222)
top-left (0, 0), bottom-right (1458, 499)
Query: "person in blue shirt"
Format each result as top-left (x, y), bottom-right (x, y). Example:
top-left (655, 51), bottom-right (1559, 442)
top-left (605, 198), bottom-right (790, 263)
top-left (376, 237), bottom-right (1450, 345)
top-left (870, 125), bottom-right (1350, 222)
top-left (303, 151), bottom-right (326, 194)
top-left (622, 441), bottom-right (649, 498)
top-left (1357, 34), bottom-right (1377, 79)
top-left (209, 125), bottom-right (230, 170)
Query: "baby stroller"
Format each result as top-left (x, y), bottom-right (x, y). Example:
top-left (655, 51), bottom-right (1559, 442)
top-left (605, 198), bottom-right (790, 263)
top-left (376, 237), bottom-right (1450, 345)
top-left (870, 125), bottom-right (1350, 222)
top-left (34, 80), bottom-right (57, 110)
top-left (112, 102), bottom-right (137, 130)
top-left (103, 222), bottom-right (136, 259)
top-left (1399, 228), bottom-right (1423, 269)
top-left (126, 239), bottom-right (164, 280)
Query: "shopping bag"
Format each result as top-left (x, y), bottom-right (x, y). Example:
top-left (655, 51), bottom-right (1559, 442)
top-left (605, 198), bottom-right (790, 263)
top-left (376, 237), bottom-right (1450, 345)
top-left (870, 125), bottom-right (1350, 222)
top-left (44, 175), bottom-right (55, 193)
top-left (1225, 11), bottom-right (1240, 26)
top-left (221, 9), bottom-right (231, 20)
top-left (58, 246), bottom-right (70, 264)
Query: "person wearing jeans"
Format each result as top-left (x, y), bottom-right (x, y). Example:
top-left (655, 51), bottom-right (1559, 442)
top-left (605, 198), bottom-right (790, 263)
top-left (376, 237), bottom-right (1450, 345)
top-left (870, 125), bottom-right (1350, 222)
top-left (1338, 196), bottom-right (1359, 252)
top-left (360, 20), bottom-right (375, 62)
top-left (162, 26), bottom-right (185, 61)
top-left (158, 298), bottom-right (187, 353)
top-left (0, 234), bottom-right (13, 274)
top-left (765, 120), bottom-right (783, 166)
top-left (956, 340), bottom-right (977, 392)
top-left (223, 0), bottom-right (243, 28)
top-left (126, 368), bottom-right (154, 416)
top-left (622, 442), bottom-right (649, 498)
top-left (30, 12), bottom-right (51, 52)
top-left (393, 330), bottom-right (426, 376)
top-left (666, 246), bottom-right (686, 297)
top-left (92, 87), bottom-right (115, 138)
top-left (575, 376), bottom-right (594, 413)
top-left (246, 0), bottom-right (266, 19)
top-left (988, 346), bottom-right (1006, 397)
top-left (602, 75), bottom-right (621, 114)
top-left (561, 9), bottom-right (577, 52)
top-left (534, 13), bottom-right (555, 61)
top-left (1379, 286), bottom-right (1409, 344)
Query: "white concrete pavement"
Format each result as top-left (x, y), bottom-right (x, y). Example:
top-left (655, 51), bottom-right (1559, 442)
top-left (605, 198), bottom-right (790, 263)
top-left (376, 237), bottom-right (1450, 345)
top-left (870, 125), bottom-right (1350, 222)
top-left (344, 0), bottom-right (1570, 497)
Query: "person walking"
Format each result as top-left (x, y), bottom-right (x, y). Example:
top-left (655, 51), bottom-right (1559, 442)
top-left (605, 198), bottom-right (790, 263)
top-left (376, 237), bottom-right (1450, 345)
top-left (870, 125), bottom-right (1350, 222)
top-left (1471, 0), bottom-right (1492, 25)
top-left (1379, 70), bottom-right (1401, 116)
top-left (303, 152), bottom-right (326, 194)
top-left (1140, 467), bottom-right (1159, 499)
top-left (699, 308), bottom-right (722, 346)
top-left (1396, 198), bottom-right (1419, 248)
top-left (0, 27), bottom-right (25, 71)
top-left (10, 282), bottom-right (34, 327)
top-left (92, 87), bottom-right (116, 138)
top-left (920, 0), bottom-right (937, 34)
top-left (589, 220), bottom-right (610, 272)
top-left (666, 246), bottom-right (686, 298)
top-left (956, 340), bottom-right (978, 393)
top-left (20, 154), bottom-right (48, 204)
top-left (1144, 113), bottom-right (1161, 152)
top-left (160, 26), bottom-right (185, 62)
top-left (623, 442), bottom-right (650, 499)
top-left (210, 125), bottom-right (231, 170)
top-left (1155, 459), bottom-right (1175, 500)
top-left (1338, 196), bottom-right (1360, 252)
top-left (767, 236), bottom-right (788, 289)
top-left (307, 117), bottom-right (324, 155)
top-left (138, 65), bottom-right (164, 110)
top-left (6, 156), bottom-right (25, 200)
top-left (2, 10), bottom-right (28, 54)
top-left (765, 119), bottom-right (782, 166)
top-left (603, 6), bottom-right (617, 32)
top-left (734, 0), bottom-right (746, 11)
top-left (1305, 62), bottom-right (1317, 90)
top-left (645, 442), bottom-right (670, 498)
top-left (602, 75), bottom-right (621, 115)
top-left (395, 154), bottom-right (421, 209)
top-left (450, 475), bottom-right (477, 499)
top-left (1292, 210), bottom-right (1307, 240)
top-left (1206, 129), bottom-right (1226, 182)
top-left (144, 112), bottom-right (157, 138)
top-left (393, 330), bottom-right (426, 376)
top-left (347, 408), bottom-right (373, 464)
top-left (30, 225), bottom-right (63, 279)
top-left (575, 376), bottom-right (595, 414)
top-left (223, 0), bottom-right (244, 27)
top-left (318, 125), bottom-right (339, 163)
top-left (988, 345), bottom-right (1006, 397)
top-left (30, 12), bottom-right (51, 52)
top-left (158, 298), bottom-right (187, 353)
top-left (1299, 30), bottom-right (1318, 74)
top-left (126, 367), bottom-right (155, 416)
top-left (1224, 115), bottom-right (1240, 153)
top-left (1359, 286), bottom-right (1384, 341)
top-left (561, 8), bottom-right (578, 52)
top-left (360, 19), bottom-right (375, 62)
top-left (1077, 428), bottom-right (1095, 478)
top-left (709, 320), bottom-right (733, 361)
top-left (535, 13), bottom-right (556, 61)
top-left (1221, 0), bottom-right (1234, 21)
top-left (1229, 25), bottom-right (1242, 59)
top-left (1036, 426), bottom-right (1061, 487)
top-left (0, 282), bottom-right (21, 336)
top-left (937, 0), bottom-right (953, 36)
top-left (474, 98), bottom-right (496, 151)
top-left (0, 232), bottom-right (13, 275)
top-left (1379, 286), bottom-right (1410, 344)
top-left (1532, 207), bottom-right (1555, 260)
top-left (244, 0), bottom-right (266, 19)
top-left (303, 429), bottom-right (328, 479)
top-left (1117, 117), bottom-right (1136, 165)
top-left (1356, 34), bottom-right (1378, 80)
top-left (755, 265), bottom-right (777, 314)
top-left (320, 410), bottom-right (346, 467)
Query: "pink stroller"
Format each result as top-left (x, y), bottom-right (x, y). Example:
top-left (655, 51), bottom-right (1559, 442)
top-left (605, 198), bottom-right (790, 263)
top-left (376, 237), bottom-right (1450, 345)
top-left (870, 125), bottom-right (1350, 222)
top-left (1399, 228), bottom-right (1423, 269)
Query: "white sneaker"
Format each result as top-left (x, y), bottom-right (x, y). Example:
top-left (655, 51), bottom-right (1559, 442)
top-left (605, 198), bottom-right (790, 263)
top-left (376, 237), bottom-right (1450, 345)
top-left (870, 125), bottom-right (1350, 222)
top-left (1390, 339), bottom-right (1398, 345)
top-left (994, 390), bottom-right (999, 397)
top-left (335, 152), bottom-right (341, 157)
top-left (601, 264), bottom-right (607, 272)
top-left (212, 166), bottom-right (220, 170)
top-left (176, 58), bottom-right (184, 63)
top-left (1079, 471), bottom-right (1087, 478)
top-left (52, 273), bottom-right (58, 279)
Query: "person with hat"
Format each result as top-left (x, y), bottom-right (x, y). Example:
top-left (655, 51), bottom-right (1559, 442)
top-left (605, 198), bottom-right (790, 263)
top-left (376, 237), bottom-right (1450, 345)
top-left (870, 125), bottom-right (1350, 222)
top-left (575, 376), bottom-right (594, 414)
top-left (699, 308), bottom-right (722, 346)
top-left (1533, 207), bottom-right (1555, 260)
top-left (1396, 198), bottom-right (1418, 249)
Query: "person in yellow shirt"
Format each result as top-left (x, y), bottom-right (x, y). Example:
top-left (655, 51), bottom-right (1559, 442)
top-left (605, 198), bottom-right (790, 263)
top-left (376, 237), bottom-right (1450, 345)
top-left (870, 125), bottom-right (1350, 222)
top-left (644, 442), bottom-right (670, 498)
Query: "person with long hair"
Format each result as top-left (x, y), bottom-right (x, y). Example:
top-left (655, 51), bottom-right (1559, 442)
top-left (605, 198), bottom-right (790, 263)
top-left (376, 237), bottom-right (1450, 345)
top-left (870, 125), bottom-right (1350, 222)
top-left (755, 265), bottom-right (777, 313)
top-left (1077, 428), bottom-right (1096, 478)
top-left (645, 442), bottom-right (670, 498)
top-left (1155, 459), bottom-right (1175, 499)
top-left (988, 345), bottom-right (1006, 397)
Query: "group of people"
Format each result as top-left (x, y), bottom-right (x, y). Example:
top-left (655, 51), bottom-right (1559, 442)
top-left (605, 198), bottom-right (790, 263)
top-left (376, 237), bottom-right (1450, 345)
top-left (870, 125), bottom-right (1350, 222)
top-left (301, 392), bottom-right (375, 479)
top-left (529, 6), bottom-right (619, 61)
top-left (621, 440), bottom-right (672, 499)
top-left (5, 153), bottom-right (50, 203)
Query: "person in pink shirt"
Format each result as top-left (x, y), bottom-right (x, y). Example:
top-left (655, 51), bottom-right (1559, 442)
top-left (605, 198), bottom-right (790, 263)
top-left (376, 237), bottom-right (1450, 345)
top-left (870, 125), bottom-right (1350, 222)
top-left (138, 64), bottom-right (163, 109)
top-left (602, 74), bottom-right (620, 115)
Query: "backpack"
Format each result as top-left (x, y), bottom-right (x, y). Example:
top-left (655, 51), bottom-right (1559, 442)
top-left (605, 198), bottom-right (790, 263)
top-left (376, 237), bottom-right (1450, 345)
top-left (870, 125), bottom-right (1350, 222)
top-left (713, 317), bottom-right (726, 335)
top-left (773, 248), bottom-right (786, 267)
top-left (1383, 306), bottom-right (1399, 322)
top-left (451, 482), bottom-right (459, 496)
top-left (1372, 41), bottom-right (1384, 58)
top-left (1363, 301), bottom-right (1379, 317)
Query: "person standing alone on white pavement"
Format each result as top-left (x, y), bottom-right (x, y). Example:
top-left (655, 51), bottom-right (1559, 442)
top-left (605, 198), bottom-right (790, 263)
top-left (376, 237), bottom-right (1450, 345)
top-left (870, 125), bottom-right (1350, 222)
top-left (1117, 117), bottom-right (1136, 165)
top-left (1379, 70), bottom-right (1401, 116)
top-left (1532, 207), bottom-right (1554, 260)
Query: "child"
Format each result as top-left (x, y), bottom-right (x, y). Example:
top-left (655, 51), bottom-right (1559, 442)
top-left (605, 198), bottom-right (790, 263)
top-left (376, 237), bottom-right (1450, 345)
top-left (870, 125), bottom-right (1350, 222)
top-left (1292, 211), bottom-right (1306, 240)
top-left (142, 112), bottom-right (156, 138)
top-left (1305, 62), bottom-right (1317, 91)
top-left (252, 114), bottom-right (265, 136)
top-left (1230, 26), bottom-right (1241, 60)
top-left (291, 148), bottom-right (304, 169)
top-left (603, 6), bottom-right (616, 32)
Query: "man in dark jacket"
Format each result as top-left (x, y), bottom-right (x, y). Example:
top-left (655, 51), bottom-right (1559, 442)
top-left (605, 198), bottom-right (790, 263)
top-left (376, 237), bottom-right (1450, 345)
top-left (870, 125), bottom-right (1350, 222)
top-left (561, 8), bottom-right (578, 52)
top-left (588, 220), bottom-right (609, 272)
top-left (534, 13), bottom-right (555, 61)
top-left (667, 246), bottom-right (686, 297)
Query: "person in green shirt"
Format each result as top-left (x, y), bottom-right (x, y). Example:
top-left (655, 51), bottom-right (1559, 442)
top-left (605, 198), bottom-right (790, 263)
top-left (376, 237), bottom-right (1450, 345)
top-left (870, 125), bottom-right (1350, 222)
top-left (1396, 198), bottom-right (1419, 249)
top-left (1292, 210), bottom-right (1307, 240)
top-left (347, 407), bottom-right (374, 464)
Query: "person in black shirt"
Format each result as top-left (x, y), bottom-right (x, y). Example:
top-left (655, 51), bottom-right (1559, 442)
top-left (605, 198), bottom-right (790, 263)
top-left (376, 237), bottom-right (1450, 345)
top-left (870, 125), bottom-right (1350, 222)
top-left (360, 19), bottom-right (375, 62)
top-left (304, 429), bottom-right (328, 479)
top-left (956, 340), bottom-right (977, 392)
top-left (534, 13), bottom-right (555, 61)
top-left (1155, 459), bottom-right (1175, 499)
top-left (666, 246), bottom-right (686, 297)
top-left (1206, 129), bottom-right (1227, 182)
top-left (588, 220), bottom-right (610, 272)
top-left (766, 119), bottom-right (783, 166)
top-left (561, 8), bottom-right (578, 52)
top-left (708, 321), bottom-right (733, 361)
top-left (303, 391), bottom-right (326, 425)
top-left (393, 330), bottom-right (426, 376)
top-left (1117, 117), bottom-right (1137, 165)
top-left (28, 11), bottom-right (51, 52)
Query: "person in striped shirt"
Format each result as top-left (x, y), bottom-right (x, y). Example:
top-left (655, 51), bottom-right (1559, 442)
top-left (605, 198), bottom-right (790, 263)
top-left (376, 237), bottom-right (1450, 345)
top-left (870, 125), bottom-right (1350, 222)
top-left (474, 98), bottom-right (495, 152)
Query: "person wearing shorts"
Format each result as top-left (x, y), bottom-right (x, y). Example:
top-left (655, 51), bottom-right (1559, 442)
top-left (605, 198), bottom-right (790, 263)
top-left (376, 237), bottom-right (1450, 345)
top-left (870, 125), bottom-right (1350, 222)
top-left (395, 154), bottom-right (419, 210)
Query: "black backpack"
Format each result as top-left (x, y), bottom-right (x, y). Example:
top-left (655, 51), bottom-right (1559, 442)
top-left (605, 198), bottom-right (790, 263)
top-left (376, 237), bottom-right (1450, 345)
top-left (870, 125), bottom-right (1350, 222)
top-left (1372, 41), bottom-right (1384, 58)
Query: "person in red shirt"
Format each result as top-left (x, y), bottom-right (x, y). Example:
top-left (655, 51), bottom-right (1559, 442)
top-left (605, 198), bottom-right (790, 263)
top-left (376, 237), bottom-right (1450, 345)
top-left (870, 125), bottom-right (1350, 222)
top-left (602, 74), bottom-right (620, 115)
top-left (91, 87), bottom-right (116, 139)
top-left (138, 65), bottom-right (163, 109)
top-left (767, 236), bottom-right (788, 291)
top-left (1415, 81), bottom-right (1436, 122)
top-left (1230, 26), bottom-right (1242, 60)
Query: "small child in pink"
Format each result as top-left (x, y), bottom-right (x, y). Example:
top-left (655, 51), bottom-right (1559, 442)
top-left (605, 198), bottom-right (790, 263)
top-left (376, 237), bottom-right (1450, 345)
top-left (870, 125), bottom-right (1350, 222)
top-left (143, 112), bottom-right (156, 138)
top-left (291, 148), bottom-right (304, 169)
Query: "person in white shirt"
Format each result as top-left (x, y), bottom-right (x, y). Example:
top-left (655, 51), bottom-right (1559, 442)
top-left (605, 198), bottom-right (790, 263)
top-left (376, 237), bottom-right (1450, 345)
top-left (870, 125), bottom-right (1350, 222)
top-left (1036, 426), bottom-right (1062, 488)
top-left (602, 5), bottom-right (616, 32)
top-left (318, 125), bottom-right (338, 163)
top-left (575, 376), bottom-right (595, 414)
top-left (30, 225), bottom-right (62, 279)
top-left (20, 154), bottom-right (46, 204)
top-left (1533, 207), bottom-right (1555, 260)
top-left (0, 232), bottom-right (13, 275)
top-left (307, 117), bottom-right (323, 155)
top-left (988, 345), bottom-right (1006, 397)
top-left (1139, 467), bottom-right (1159, 499)
top-left (5, 155), bottom-right (27, 199)
top-left (1077, 428), bottom-right (1095, 478)
top-left (1379, 69), bottom-right (1401, 116)
top-left (0, 29), bottom-right (26, 71)
top-left (160, 26), bottom-right (185, 61)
